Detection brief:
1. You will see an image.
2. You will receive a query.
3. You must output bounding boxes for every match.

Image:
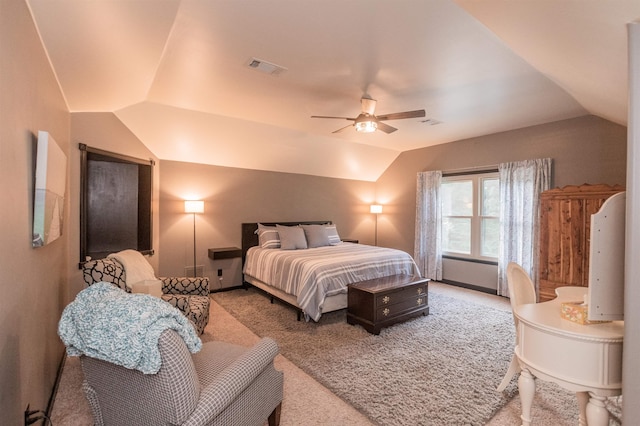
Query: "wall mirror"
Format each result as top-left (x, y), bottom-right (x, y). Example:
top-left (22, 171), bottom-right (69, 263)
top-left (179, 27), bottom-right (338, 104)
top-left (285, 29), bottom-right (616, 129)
top-left (79, 144), bottom-right (153, 264)
top-left (33, 131), bottom-right (67, 247)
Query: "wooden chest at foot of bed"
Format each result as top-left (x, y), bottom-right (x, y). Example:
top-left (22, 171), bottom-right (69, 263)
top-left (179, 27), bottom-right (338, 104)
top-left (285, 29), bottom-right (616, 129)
top-left (347, 275), bottom-right (429, 335)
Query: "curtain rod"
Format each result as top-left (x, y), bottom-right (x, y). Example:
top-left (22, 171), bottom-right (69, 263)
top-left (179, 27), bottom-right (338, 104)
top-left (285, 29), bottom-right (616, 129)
top-left (442, 164), bottom-right (499, 177)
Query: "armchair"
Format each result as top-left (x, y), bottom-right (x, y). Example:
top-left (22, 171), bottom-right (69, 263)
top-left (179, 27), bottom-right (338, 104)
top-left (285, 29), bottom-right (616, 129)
top-left (81, 329), bottom-right (284, 426)
top-left (82, 253), bottom-right (210, 334)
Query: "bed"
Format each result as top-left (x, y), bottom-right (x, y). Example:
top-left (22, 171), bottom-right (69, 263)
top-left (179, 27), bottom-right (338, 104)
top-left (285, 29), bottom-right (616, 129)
top-left (241, 221), bottom-right (420, 321)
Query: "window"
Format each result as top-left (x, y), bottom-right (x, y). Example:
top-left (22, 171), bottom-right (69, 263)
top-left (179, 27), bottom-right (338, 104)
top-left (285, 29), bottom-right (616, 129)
top-left (79, 144), bottom-right (154, 265)
top-left (441, 172), bottom-right (499, 260)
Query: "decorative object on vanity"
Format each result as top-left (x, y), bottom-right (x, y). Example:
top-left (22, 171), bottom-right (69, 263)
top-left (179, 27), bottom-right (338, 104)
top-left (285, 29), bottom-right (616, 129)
top-left (347, 274), bottom-right (429, 334)
top-left (33, 131), bottom-right (67, 247)
top-left (184, 200), bottom-right (204, 277)
top-left (212, 286), bottom-right (600, 426)
top-left (82, 250), bottom-right (210, 335)
top-left (538, 183), bottom-right (624, 302)
top-left (560, 300), bottom-right (608, 325)
top-left (242, 221), bottom-right (420, 321)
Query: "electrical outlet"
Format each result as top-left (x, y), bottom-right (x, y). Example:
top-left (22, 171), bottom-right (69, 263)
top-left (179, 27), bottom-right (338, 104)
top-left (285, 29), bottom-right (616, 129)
top-left (217, 268), bottom-right (223, 277)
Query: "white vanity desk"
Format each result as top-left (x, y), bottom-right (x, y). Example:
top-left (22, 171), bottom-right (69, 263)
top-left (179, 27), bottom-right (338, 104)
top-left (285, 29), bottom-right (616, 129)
top-left (514, 286), bottom-right (623, 426)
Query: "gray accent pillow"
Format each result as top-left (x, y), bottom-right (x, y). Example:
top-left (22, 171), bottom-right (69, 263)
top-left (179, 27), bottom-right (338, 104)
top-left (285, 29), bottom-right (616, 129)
top-left (256, 224), bottom-right (280, 249)
top-left (302, 224), bottom-right (330, 248)
top-left (276, 225), bottom-right (308, 250)
top-left (325, 224), bottom-right (342, 245)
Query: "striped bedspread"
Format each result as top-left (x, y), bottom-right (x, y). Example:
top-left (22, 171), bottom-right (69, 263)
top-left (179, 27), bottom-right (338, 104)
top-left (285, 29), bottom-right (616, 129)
top-left (243, 243), bottom-right (420, 321)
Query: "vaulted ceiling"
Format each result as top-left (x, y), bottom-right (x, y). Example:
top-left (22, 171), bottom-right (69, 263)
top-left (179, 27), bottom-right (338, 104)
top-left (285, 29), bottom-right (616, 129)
top-left (27, 0), bottom-right (640, 181)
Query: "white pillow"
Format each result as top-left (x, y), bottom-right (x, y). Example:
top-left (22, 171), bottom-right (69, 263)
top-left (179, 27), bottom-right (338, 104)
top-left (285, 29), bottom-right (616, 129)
top-left (276, 225), bottom-right (308, 250)
top-left (302, 224), bottom-right (331, 248)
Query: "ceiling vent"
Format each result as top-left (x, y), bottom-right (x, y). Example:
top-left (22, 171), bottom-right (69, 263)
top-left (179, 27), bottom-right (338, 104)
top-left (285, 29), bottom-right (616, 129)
top-left (246, 57), bottom-right (287, 76)
top-left (421, 118), bottom-right (442, 126)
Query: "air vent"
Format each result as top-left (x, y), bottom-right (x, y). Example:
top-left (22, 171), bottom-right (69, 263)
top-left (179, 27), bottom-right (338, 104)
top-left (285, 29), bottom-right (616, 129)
top-left (421, 118), bottom-right (442, 126)
top-left (246, 57), bottom-right (287, 76)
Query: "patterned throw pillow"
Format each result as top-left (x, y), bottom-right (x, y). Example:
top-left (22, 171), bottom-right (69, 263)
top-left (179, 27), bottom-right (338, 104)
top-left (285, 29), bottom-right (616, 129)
top-left (256, 223), bottom-right (280, 249)
top-left (325, 224), bottom-right (342, 245)
top-left (82, 258), bottom-right (128, 292)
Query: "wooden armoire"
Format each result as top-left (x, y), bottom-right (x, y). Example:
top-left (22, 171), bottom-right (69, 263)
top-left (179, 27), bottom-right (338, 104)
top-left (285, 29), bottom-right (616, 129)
top-left (538, 184), bottom-right (624, 302)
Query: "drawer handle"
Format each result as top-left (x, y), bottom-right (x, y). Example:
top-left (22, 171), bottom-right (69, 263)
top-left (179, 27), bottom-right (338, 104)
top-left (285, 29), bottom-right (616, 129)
top-left (382, 295), bottom-right (390, 304)
top-left (417, 298), bottom-right (423, 305)
top-left (382, 308), bottom-right (390, 316)
top-left (417, 288), bottom-right (423, 295)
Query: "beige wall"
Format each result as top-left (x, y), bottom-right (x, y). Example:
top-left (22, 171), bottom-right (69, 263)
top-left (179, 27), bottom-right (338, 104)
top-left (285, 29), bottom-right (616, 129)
top-left (376, 115), bottom-right (627, 255)
top-left (0, 0), bottom-right (70, 422)
top-left (158, 161), bottom-right (376, 279)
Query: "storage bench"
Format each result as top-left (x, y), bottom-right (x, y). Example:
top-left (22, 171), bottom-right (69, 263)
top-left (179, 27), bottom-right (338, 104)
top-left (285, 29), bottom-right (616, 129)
top-left (347, 274), bottom-right (429, 335)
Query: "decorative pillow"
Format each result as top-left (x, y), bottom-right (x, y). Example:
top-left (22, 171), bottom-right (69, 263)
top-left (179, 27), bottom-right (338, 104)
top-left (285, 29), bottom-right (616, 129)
top-left (276, 224), bottom-right (308, 250)
top-left (325, 224), bottom-right (342, 245)
top-left (302, 224), bottom-right (331, 248)
top-left (82, 258), bottom-right (128, 292)
top-left (256, 224), bottom-right (280, 249)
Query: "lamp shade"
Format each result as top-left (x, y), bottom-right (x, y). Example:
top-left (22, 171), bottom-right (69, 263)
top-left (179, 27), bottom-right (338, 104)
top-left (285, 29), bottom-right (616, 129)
top-left (184, 200), bottom-right (204, 214)
top-left (370, 204), bottom-right (383, 214)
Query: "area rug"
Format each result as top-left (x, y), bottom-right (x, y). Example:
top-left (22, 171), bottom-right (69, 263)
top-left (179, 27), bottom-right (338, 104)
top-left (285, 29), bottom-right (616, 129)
top-left (213, 287), bottom-right (522, 425)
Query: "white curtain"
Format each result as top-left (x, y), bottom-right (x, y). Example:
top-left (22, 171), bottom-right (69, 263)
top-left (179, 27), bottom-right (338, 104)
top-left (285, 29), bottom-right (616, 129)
top-left (497, 158), bottom-right (552, 297)
top-left (414, 170), bottom-right (442, 280)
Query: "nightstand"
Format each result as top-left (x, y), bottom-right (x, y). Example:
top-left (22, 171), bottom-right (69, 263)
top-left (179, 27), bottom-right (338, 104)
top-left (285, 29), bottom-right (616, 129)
top-left (207, 247), bottom-right (243, 292)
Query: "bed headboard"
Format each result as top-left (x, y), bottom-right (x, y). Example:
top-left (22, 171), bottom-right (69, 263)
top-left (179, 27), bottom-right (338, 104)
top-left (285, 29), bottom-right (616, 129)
top-left (241, 221), bottom-right (332, 264)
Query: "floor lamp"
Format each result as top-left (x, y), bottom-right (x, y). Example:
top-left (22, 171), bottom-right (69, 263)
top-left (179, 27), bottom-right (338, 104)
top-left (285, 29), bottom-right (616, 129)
top-left (370, 204), bottom-right (382, 246)
top-left (184, 200), bottom-right (204, 277)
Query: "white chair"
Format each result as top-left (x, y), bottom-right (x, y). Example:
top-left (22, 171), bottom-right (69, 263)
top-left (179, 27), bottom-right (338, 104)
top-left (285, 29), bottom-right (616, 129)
top-left (496, 262), bottom-right (537, 392)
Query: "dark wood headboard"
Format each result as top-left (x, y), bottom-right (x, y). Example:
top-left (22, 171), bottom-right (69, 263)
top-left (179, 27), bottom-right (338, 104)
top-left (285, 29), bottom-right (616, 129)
top-left (241, 221), bottom-right (332, 264)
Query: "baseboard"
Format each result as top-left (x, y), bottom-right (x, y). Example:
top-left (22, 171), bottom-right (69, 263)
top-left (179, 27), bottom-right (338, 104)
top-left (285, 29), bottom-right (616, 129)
top-left (47, 351), bottom-right (66, 420)
top-left (209, 285), bottom-right (244, 293)
top-left (438, 279), bottom-right (497, 295)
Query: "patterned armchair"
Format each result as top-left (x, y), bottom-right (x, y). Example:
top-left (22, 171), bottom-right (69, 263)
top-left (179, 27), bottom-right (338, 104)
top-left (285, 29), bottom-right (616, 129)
top-left (81, 329), bottom-right (284, 426)
top-left (82, 257), bottom-right (210, 334)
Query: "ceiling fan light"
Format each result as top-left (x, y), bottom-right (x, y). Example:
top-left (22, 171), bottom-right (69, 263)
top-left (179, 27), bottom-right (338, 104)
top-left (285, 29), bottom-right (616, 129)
top-left (355, 120), bottom-right (377, 133)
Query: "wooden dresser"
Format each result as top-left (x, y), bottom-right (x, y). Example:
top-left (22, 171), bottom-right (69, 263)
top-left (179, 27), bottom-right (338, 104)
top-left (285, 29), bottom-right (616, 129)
top-left (347, 275), bottom-right (429, 335)
top-left (538, 184), bottom-right (624, 302)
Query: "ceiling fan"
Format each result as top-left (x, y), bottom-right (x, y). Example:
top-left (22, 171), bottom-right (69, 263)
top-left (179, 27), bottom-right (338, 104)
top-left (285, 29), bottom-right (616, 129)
top-left (311, 96), bottom-right (425, 134)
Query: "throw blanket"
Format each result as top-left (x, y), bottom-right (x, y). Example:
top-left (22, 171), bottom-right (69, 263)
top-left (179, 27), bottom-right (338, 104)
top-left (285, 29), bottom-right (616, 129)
top-left (108, 249), bottom-right (156, 286)
top-left (58, 283), bottom-right (202, 374)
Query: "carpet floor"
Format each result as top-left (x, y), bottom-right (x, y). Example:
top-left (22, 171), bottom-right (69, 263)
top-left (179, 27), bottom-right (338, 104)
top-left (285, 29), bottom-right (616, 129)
top-left (50, 282), bottom-right (622, 425)
top-left (213, 284), bottom-right (616, 426)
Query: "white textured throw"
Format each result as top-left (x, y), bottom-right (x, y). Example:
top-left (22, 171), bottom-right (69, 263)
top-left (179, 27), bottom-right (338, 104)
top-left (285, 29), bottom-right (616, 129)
top-left (58, 282), bottom-right (201, 374)
top-left (108, 249), bottom-right (157, 286)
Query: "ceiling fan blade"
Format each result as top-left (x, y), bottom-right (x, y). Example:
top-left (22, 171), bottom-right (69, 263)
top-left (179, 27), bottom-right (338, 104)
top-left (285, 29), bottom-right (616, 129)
top-left (311, 115), bottom-right (356, 121)
top-left (376, 122), bottom-right (397, 134)
top-left (332, 124), bottom-right (354, 134)
top-left (376, 109), bottom-right (426, 121)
